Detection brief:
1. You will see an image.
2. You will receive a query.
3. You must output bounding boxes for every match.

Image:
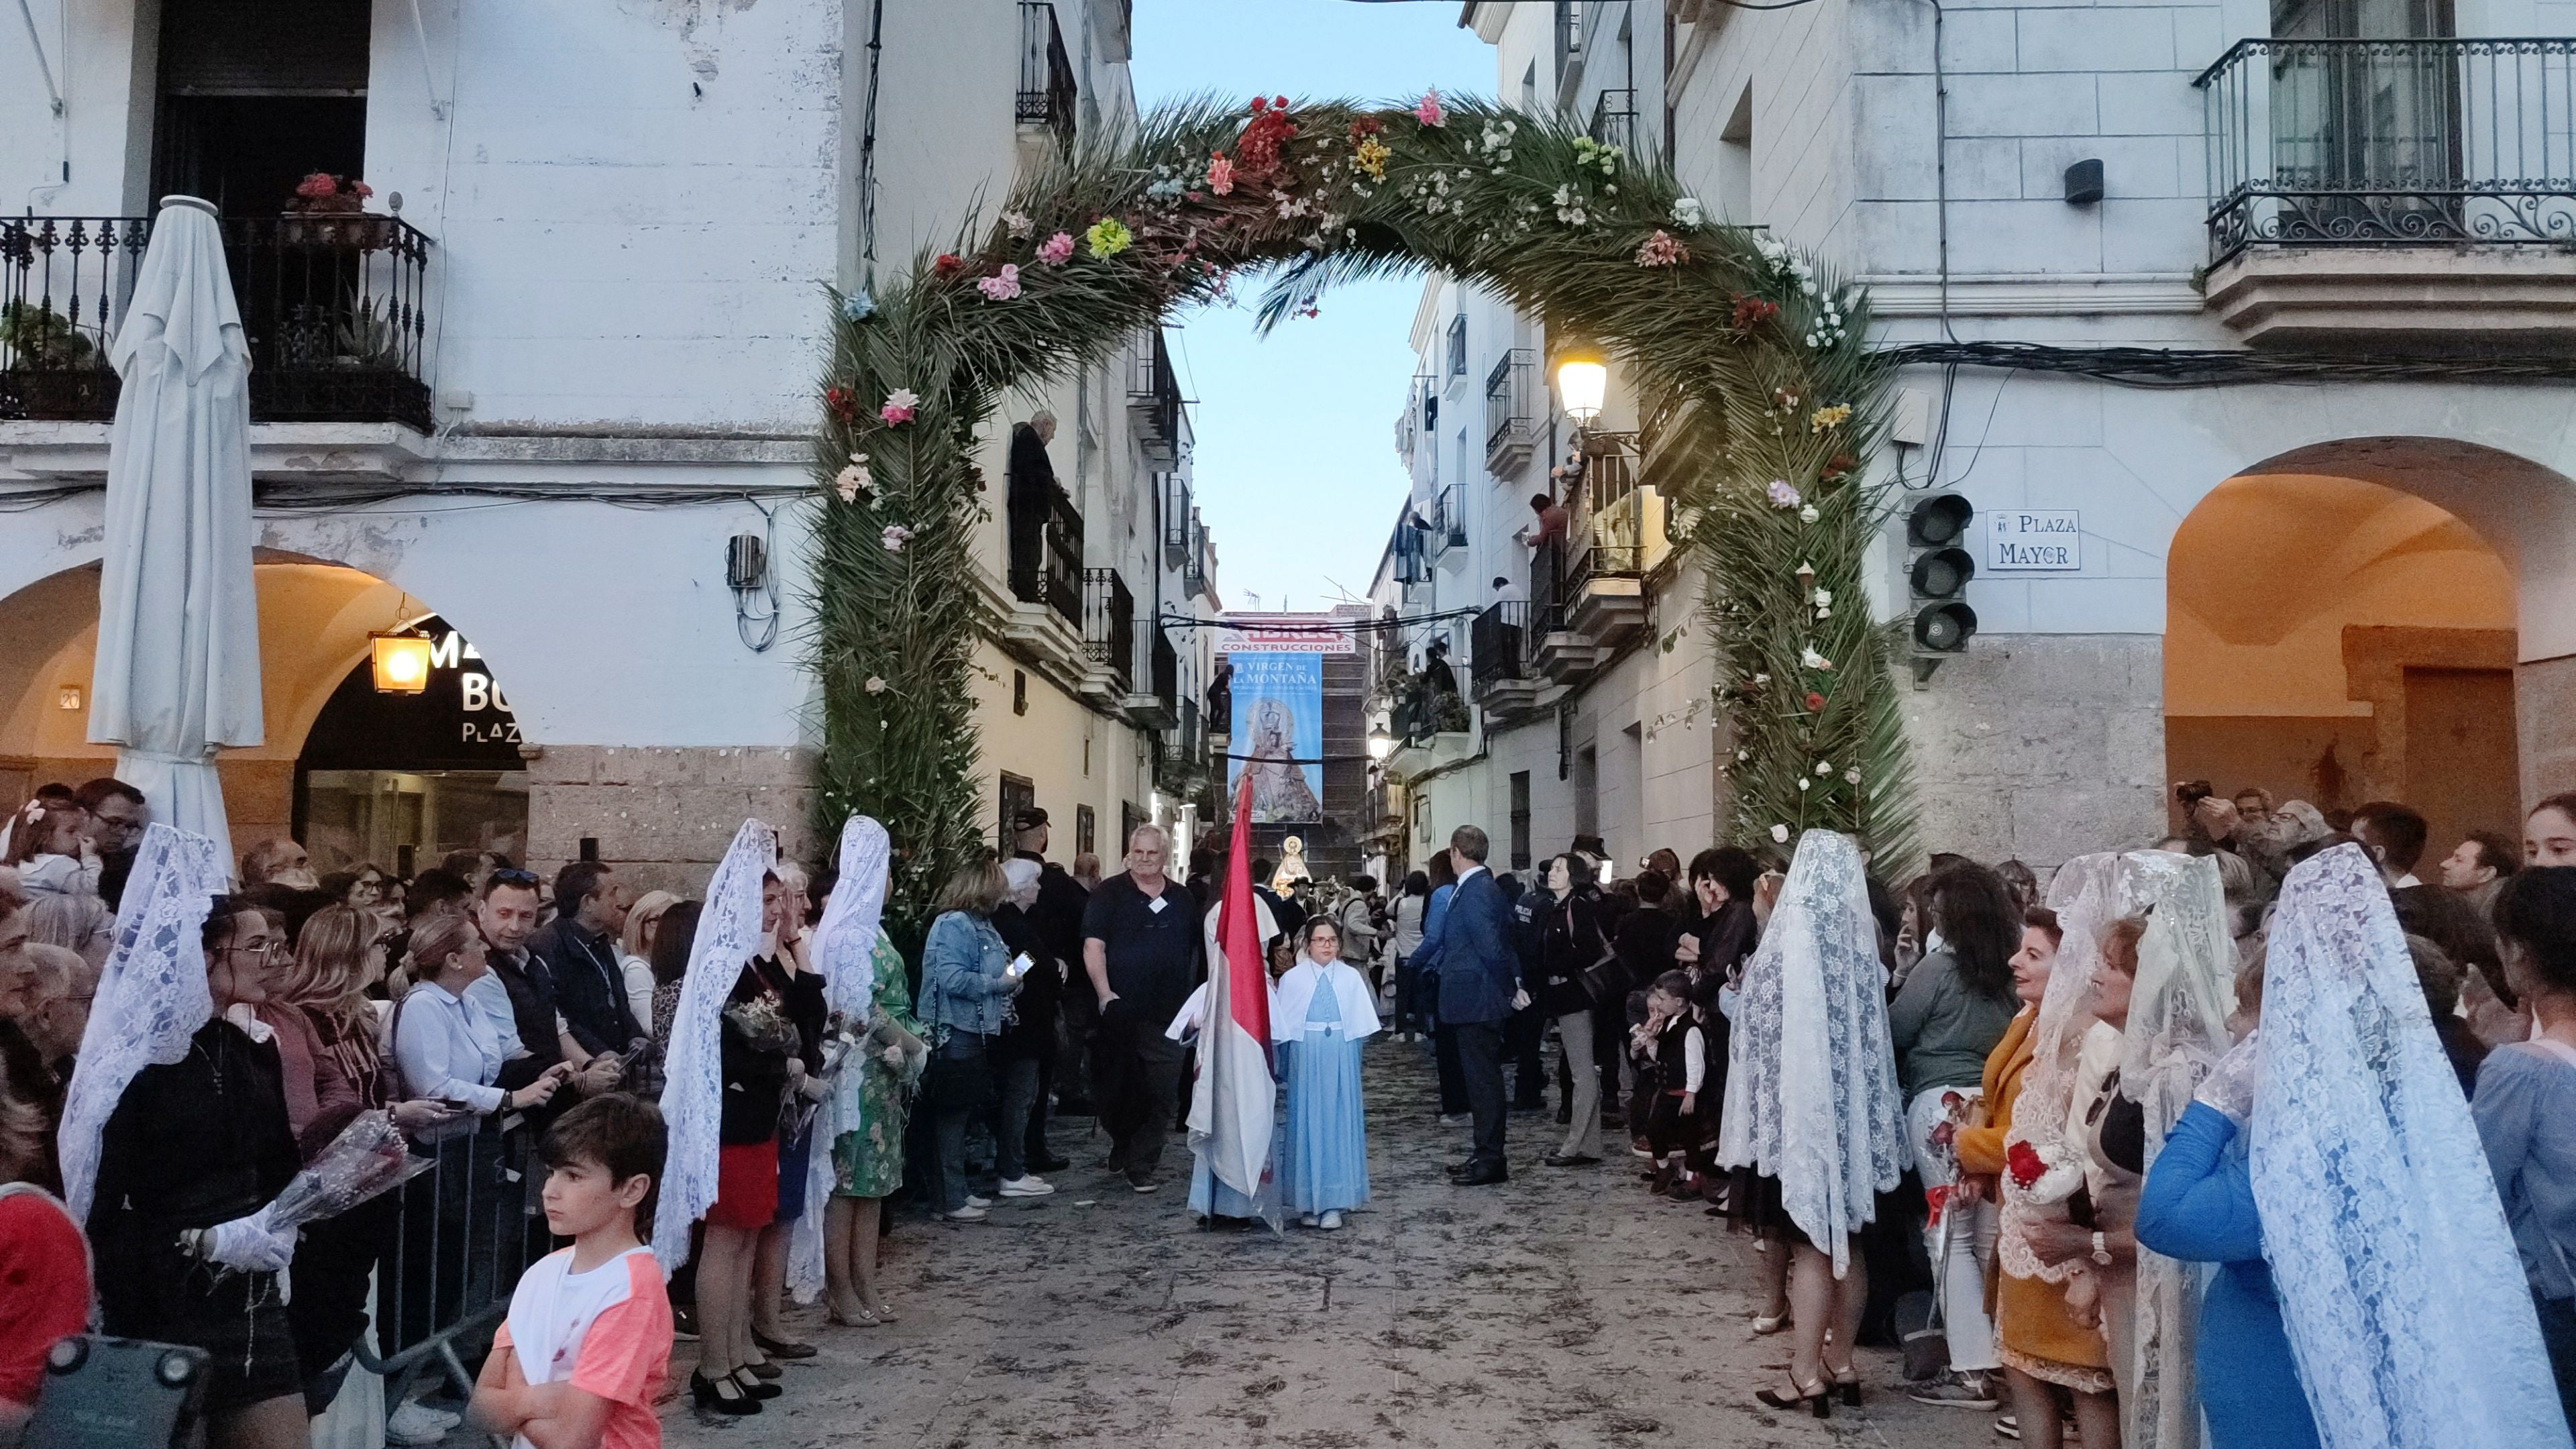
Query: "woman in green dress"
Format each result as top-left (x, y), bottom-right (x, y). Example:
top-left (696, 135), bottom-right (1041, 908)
top-left (826, 928), bottom-right (922, 1323)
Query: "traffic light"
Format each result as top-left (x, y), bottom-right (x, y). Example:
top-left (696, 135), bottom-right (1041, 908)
top-left (1906, 492), bottom-right (1976, 681)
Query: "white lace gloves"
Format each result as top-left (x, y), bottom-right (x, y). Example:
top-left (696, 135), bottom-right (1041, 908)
top-left (2194, 1029), bottom-right (2263, 1126)
top-left (189, 1215), bottom-right (297, 1274)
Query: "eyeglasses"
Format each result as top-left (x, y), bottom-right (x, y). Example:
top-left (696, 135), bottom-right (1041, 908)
top-left (224, 941), bottom-right (287, 961)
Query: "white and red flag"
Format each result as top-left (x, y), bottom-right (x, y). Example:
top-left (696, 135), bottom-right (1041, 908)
top-left (1186, 773), bottom-right (1281, 1230)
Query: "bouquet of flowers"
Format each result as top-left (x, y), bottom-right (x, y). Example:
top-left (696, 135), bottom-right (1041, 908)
top-left (1921, 1087), bottom-right (1981, 1227)
top-left (184, 1110), bottom-right (433, 1273)
top-left (252, 1111), bottom-right (432, 1234)
top-left (724, 990), bottom-right (802, 1056)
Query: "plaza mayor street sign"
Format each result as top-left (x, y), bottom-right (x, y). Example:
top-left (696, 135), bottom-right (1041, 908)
top-left (1986, 509), bottom-right (2082, 571)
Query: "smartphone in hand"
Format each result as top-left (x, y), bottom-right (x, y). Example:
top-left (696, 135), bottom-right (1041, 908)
top-left (1006, 953), bottom-right (1035, 980)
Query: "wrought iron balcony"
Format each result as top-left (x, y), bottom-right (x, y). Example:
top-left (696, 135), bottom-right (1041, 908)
top-left (2, 212), bottom-right (433, 429)
top-left (1082, 567), bottom-right (1136, 694)
top-left (1470, 600), bottom-right (1532, 688)
top-left (1424, 484), bottom-right (1468, 557)
top-left (1130, 625), bottom-right (1178, 728)
top-left (1016, 3), bottom-right (1077, 148)
top-left (2196, 36), bottom-right (2576, 260)
top-left (1484, 347), bottom-right (1538, 475)
top-left (1129, 330), bottom-right (1182, 464)
top-left (1009, 484), bottom-right (1084, 627)
top-left (1160, 472), bottom-right (1193, 565)
top-left (1588, 88), bottom-right (1638, 152)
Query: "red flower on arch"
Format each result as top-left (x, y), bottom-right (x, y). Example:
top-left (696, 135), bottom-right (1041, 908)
top-left (1804, 690), bottom-right (1827, 712)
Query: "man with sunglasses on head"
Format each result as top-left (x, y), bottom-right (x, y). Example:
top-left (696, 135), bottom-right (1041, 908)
top-left (466, 867), bottom-right (623, 1104)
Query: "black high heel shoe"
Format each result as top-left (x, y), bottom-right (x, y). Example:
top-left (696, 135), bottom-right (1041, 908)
top-left (1754, 1377), bottom-right (1831, 1419)
top-left (691, 1370), bottom-right (760, 1415)
top-left (1829, 1368), bottom-right (1863, 1407)
top-left (730, 1368), bottom-right (784, 1401)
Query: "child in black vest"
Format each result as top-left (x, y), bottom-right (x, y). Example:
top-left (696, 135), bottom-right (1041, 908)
top-left (1632, 971), bottom-right (1712, 1199)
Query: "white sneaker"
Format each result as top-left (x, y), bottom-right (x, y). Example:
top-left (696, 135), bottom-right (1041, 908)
top-left (1299, 1214), bottom-right (1320, 1228)
top-left (386, 1401), bottom-right (460, 1444)
top-left (998, 1175), bottom-right (1055, 1197)
top-left (964, 1194), bottom-right (992, 1209)
top-left (945, 1204), bottom-right (989, 1221)
top-left (1319, 1210), bottom-right (1344, 1231)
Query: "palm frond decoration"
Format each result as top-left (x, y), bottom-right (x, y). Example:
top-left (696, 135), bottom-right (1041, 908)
top-left (812, 91), bottom-right (1917, 932)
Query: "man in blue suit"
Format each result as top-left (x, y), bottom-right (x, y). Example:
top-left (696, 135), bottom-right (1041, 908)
top-left (1425, 824), bottom-right (1526, 1185)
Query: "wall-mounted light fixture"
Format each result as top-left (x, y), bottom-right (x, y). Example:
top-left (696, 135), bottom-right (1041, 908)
top-left (370, 633), bottom-right (433, 694)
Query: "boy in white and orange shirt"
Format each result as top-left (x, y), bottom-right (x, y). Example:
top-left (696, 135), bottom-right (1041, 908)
top-left (472, 1094), bottom-right (673, 1449)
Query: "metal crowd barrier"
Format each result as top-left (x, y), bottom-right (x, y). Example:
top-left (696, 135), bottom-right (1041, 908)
top-left (348, 1112), bottom-right (554, 1409)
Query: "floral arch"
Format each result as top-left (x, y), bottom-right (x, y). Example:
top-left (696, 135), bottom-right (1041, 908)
top-left (812, 94), bottom-right (1910, 926)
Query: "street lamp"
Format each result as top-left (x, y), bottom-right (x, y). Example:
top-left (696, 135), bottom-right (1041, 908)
top-left (370, 632), bottom-right (433, 694)
top-left (1367, 723), bottom-right (1395, 761)
top-left (1555, 347), bottom-right (1607, 425)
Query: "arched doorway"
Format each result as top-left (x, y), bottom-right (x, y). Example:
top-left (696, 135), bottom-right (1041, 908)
top-left (2164, 465), bottom-right (2522, 853)
top-left (0, 558), bottom-right (523, 871)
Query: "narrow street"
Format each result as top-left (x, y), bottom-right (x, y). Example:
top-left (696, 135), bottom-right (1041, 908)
top-left (669, 1042), bottom-right (1994, 1449)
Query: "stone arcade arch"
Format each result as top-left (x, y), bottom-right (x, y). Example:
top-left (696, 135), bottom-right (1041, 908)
top-left (0, 553), bottom-right (526, 870)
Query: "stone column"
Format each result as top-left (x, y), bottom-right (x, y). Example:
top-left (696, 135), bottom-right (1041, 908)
top-left (2520, 655), bottom-right (2576, 810)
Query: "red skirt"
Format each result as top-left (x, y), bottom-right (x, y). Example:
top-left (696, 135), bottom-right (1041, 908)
top-left (708, 1141), bottom-right (780, 1229)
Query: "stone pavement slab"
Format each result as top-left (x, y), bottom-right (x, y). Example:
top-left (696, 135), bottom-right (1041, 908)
top-left (659, 1038), bottom-right (2003, 1449)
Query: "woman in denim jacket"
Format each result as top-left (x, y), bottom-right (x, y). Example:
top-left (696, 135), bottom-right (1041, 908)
top-left (918, 857), bottom-right (1023, 1220)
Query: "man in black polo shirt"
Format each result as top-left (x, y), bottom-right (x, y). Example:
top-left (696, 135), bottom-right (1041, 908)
top-left (1081, 823), bottom-right (1203, 1193)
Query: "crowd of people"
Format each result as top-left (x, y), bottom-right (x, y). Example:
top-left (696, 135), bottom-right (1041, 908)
top-left (5, 765), bottom-right (2575, 1449)
top-left (1320, 788), bottom-right (2576, 1449)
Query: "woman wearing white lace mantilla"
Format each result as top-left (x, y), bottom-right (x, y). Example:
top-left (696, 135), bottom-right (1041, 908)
top-left (64, 826), bottom-right (309, 1449)
top-left (1717, 830), bottom-right (1907, 1419)
top-left (2141, 844), bottom-right (2571, 1449)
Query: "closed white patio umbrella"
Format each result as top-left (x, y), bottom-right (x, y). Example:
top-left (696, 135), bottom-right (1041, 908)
top-left (86, 196), bottom-right (263, 863)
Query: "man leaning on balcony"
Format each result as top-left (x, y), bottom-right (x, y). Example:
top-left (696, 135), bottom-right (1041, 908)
top-left (1008, 411), bottom-right (1060, 597)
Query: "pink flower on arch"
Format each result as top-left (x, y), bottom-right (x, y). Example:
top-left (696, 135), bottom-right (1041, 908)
top-left (1415, 89), bottom-right (1446, 127)
top-left (1634, 229), bottom-right (1688, 268)
top-left (1036, 231), bottom-right (1075, 266)
top-left (880, 388), bottom-right (920, 425)
top-left (977, 264), bottom-right (1022, 301)
top-left (880, 524), bottom-right (913, 553)
top-left (1207, 153), bottom-right (1236, 196)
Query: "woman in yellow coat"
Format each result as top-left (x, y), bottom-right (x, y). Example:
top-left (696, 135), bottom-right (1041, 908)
top-left (1951, 906), bottom-right (2118, 1449)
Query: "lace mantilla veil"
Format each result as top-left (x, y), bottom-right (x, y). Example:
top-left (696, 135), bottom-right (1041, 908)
top-left (1714, 829), bottom-right (1906, 1277)
top-left (2122, 851), bottom-right (2232, 1449)
top-left (2253, 845), bottom-right (2571, 1449)
top-left (651, 819), bottom-right (777, 1273)
top-left (787, 816), bottom-right (889, 1303)
top-left (58, 823), bottom-right (231, 1222)
top-left (2000, 851), bottom-right (2190, 1283)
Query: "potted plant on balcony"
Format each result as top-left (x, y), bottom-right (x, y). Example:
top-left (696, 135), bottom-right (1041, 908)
top-left (282, 172), bottom-right (391, 248)
top-left (1, 299), bottom-right (113, 419)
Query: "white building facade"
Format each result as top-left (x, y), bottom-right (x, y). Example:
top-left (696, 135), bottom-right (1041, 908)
top-left (0, 0), bottom-right (1217, 888)
top-left (1377, 0), bottom-right (2576, 876)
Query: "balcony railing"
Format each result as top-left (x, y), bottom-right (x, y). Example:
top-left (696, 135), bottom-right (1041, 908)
top-left (1082, 568), bottom-right (1135, 692)
top-left (2196, 36), bottom-right (2576, 260)
top-left (1484, 347), bottom-right (1538, 475)
top-left (2, 212), bottom-right (433, 429)
top-left (1161, 473), bottom-right (1193, 564)
top-left (1589, 88), bottom-right (1638, 152)
top-left (1149, 627), bottom-right (1178, 714)
top-left (1010, 485), bottom-right (1084, 627)
top-left (1130, 330), bottom-right (1182, 463)
top-left (1470, 600), bottom-right (1534, 688)
top-left (1424, 484), bottom-right (1468, 557)
top-left (1016, 3), bottom-right (1077, 147)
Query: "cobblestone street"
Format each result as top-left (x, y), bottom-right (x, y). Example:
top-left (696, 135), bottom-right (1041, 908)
top-left (666, 1040), bottom-right (1997, 1449)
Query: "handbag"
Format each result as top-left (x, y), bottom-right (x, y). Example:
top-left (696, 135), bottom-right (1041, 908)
top-left (1895, 1210), bottom-right (1953, 1381)
top-left (917, 1031), bottom-right (995, 1113)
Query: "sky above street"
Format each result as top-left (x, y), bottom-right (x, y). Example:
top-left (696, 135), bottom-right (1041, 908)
top-left (1132, 1), bottom-right (1493, 612)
